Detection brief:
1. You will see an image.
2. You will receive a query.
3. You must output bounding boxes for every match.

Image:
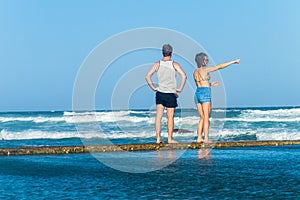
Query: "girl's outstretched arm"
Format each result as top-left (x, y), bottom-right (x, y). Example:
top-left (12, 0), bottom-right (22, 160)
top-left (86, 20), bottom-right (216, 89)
top-left (206, 59), bottom-right (240, 73)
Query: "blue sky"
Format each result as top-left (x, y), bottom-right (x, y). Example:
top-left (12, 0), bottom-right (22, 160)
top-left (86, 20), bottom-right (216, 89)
top-left (1, 0), bottom-right (300, 111)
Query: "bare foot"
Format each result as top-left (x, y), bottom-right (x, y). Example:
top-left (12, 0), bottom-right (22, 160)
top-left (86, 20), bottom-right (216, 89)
top-left (204, 140), bottom-right (212, 144)
top-left (168, 139), bottom-right (178, 144)
top-left (196, 138), bottom-right (204, 143)
top-left (156, 139), bottom-right (164, 144)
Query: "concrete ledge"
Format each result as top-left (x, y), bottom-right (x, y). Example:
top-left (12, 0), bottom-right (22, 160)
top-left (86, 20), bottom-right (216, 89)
top-left (1, 140), bottom-right (300, 156)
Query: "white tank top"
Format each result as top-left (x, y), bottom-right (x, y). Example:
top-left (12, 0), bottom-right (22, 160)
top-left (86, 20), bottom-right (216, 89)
top-left (157, 60), bottom-right (176, 93)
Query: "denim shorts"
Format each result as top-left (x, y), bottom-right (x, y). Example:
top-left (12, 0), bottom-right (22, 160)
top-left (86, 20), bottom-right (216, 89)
top-left (194, 87), bottom-right (211, 104)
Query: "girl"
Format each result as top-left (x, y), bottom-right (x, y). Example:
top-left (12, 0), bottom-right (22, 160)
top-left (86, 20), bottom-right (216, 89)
top-left (194, 53), bottom-right (240, 143)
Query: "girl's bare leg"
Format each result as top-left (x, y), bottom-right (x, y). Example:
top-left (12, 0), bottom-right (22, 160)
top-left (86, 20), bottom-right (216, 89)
top-left (196, 103), bottom-right (204, 143)
top-left (202, 102), bottom-right (211, 143)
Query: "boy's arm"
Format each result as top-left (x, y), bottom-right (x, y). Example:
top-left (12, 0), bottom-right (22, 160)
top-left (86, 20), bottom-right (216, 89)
top-left (145, 62), bottom-right (159, 91)
top-left (173, 62), bottom-right (187, 93)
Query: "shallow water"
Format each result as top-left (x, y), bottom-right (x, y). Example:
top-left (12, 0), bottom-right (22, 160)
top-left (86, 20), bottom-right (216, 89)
top-left (0, 146), bottom-right (299, 199)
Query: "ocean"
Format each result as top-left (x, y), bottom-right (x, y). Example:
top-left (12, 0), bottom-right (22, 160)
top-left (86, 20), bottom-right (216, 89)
top-left (0, 106), bottom-right (299, 199)
top-left (1, 106), bottom-right (300, 147)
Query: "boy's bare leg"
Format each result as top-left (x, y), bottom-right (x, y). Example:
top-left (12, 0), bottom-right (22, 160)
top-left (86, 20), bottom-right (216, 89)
top-left (156, 104), bottom-right (164, 143)
top-left (166, 107), bottom-right (178, 143)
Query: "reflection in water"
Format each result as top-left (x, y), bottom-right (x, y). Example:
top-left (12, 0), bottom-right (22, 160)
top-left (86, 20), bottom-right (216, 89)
top-left (198, 148), bottom-right (211, 160)
top-left (156, 148), bottom-right (212, 160)
top-left (157, 150), bottom-right (176, 159)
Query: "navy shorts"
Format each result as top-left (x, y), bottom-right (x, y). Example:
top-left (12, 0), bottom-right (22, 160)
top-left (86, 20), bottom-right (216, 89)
top-left (156, 91), bottom-right (178, 108)
top-left (195, 87), bottom-right (211, 104)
